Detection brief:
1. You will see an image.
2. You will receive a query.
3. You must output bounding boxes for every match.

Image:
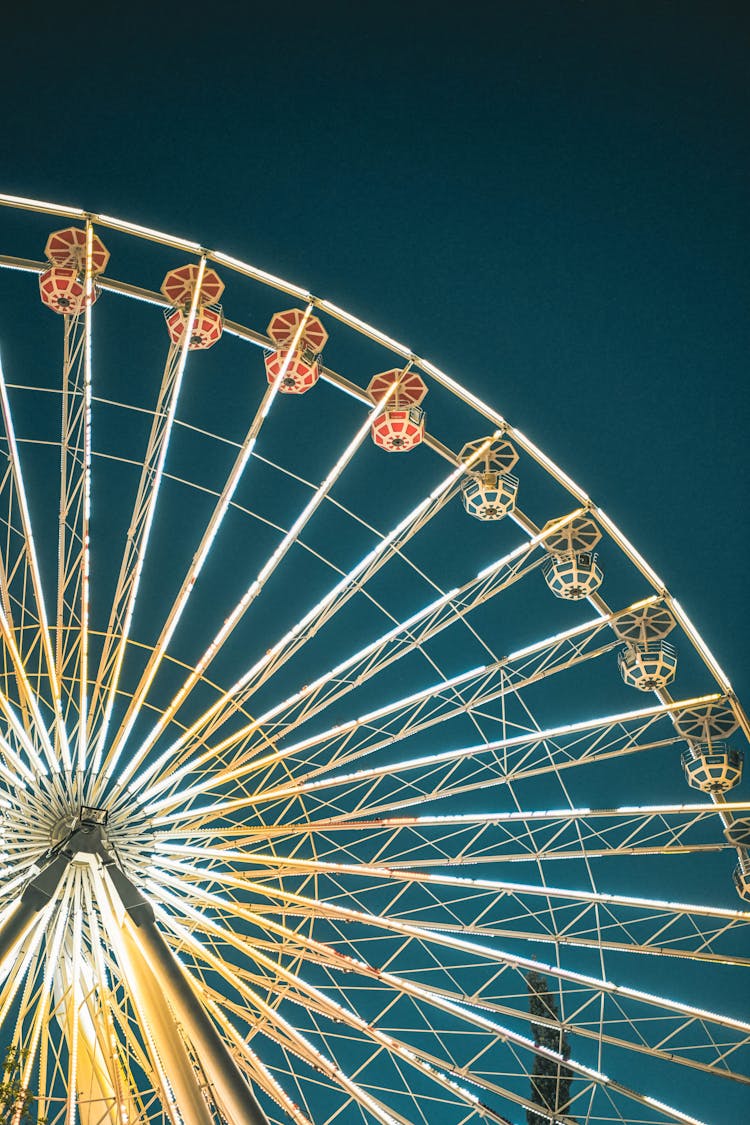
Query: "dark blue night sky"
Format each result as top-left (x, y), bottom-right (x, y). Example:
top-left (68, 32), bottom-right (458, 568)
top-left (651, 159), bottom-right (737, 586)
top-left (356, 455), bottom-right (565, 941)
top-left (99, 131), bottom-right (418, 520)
top-left (5, 1), bottom-right (746, 691)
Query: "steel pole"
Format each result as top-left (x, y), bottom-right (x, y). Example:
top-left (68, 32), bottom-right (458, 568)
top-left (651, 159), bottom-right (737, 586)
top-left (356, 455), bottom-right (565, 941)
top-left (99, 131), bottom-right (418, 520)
top-left (0, 849), bottom-right (70, 972)
top-left (105, 862), bottom-right (269, 1125)
top-left (115, 915), bottom-right (217, 1125)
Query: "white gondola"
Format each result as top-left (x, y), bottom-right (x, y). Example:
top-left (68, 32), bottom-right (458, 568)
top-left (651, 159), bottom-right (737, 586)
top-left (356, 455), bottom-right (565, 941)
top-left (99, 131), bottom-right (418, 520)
top-left (682, 742), bottom-right (743, 792)
top-left (542, 550), bottom-right (603, 599)
top-left (460, 436), bottom-right (519, 520)
top-left (461, 469), bottom-right (519, 520)
top-left (618, 640), bottom-right (678, 691)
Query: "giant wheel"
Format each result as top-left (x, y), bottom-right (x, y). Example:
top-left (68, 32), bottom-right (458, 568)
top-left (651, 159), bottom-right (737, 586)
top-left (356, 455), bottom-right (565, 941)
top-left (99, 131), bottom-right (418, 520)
top-left (0, 193), bottom-right (746, 1125)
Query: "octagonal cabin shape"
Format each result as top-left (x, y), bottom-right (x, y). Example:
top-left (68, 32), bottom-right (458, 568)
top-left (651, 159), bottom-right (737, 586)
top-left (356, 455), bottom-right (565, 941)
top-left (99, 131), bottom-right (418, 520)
top-left (367, 369), bottom-right (427, 452)
top-left (542, 550), bottom-right (603, 600)
top-left (40, 267), bottom-right (101, 315)
top-left (40, 226), bottom-right (109, 314)
top-left (264, 309), bottom-right (329, 394)
top-left (160, 264), bottom-right (226, 350)
top-left (674, 702), bottom-right (739, 743)
top-left (682, 743), bottom-right (743, 793)
top-left (459, 437), bottom-right (519, 520)
top-left (540, 513), bottom-right (603, 598)
top-left (542, 513), bottom-right (601, 556)
top-left (618, 639), bottom-right (677, 691)
top-left (161, 264), bottom-right (225, 308)
top-left (45, 226), bottom-right (110, 275)
top-left (164, 305), bottom-right (224, 351)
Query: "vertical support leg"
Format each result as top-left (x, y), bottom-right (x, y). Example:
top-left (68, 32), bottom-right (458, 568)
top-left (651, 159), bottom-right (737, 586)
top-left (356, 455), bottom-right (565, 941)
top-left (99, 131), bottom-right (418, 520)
top-left (0, 852), bottom-right (70, 980)
top-left (103, 863), bottom-right (269, 1125)
top-left (110, 912), bottom-right (216, 1125)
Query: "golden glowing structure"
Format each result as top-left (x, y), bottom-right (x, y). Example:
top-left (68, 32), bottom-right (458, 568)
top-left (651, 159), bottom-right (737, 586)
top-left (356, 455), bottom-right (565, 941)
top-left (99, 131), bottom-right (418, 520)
top-left (0, 194), bottom-right (746, 1125)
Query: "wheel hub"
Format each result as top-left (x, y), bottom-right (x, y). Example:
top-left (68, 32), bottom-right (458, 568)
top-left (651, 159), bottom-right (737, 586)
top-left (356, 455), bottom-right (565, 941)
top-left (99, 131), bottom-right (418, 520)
top-left (0, 779), bottom-right (154, 876)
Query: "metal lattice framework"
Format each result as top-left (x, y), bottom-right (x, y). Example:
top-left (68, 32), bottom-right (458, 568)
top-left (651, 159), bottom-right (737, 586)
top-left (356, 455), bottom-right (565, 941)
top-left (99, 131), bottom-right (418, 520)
top-left (0, 192), bottom-right (747, 1125)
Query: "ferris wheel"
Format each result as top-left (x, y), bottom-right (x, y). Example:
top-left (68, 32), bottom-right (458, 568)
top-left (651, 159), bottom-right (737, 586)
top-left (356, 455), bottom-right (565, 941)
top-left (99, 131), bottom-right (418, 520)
top-left (0, 192), bottom-right (747, 1125)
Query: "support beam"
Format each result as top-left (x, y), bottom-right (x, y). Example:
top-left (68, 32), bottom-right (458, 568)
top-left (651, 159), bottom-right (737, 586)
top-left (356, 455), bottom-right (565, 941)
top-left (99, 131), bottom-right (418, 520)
top-left (97, 303), bottom-right (315, 803)
top-left (0, 848), bottom-right (69, 975)
top-left (88, 257), bottom-right (208, 774)
top-left (115, 913), bottom-right (216, 1125)
top-left (103, 861), bottom-right (269, 1125)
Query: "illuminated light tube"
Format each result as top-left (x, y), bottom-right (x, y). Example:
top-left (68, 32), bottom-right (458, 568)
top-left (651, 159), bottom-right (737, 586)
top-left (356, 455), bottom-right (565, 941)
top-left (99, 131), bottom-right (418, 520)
top-left (0, 355), bottom-right (69, 772)
top-left (211, 250), bottom-right (311, 299)
top-left (96, 279), bottom-right (167, 307)
top-left (642, 1098), bottom-right (706, 1125)
top-left (0, 193), bottom-right (84, 218)
top-left (133, 379), bottom-right (397, 796)
top-left (419, 359), bottom-right (505, 419)
top-left (97, 214), bottom-right (202, 252)
top-left (102, 313), bottom-right (307, 796)
top-left (148, 884), bottom-right (481, 1122)
top-left (146, 440), bottom-right (477, 772)
top-left (0, 260), bottom-right (45, 275)
top-left (156, 844), bottom-right (749, 922)
top-left (144, 663), bottom-right (489, 808)
top-left (372, 801), bottom-right (749, 825)
top-left (153, 903), bottom-right (403, 1125)
top-left (142, 511), bottom-right (574, 801)
top-left (261, 695), bottom-right (716, 800)
top-left (316, 300), bottom-right (412, 355)
top-left (354, 667), bottom-right (487, 727)
top-left (595, 506), bottom-right (666, 590)
top-left (145, 593), bottom-right (669, 810)
top-left (511, 426), bottom-right (590, 504)
top-left (90, 259), bottom-right (210, 775)
top-left (150, 798), bottom-right (749, 830)
top-left (670, 597), bottom-right (733, 693)
top-left (151, 872), bottom-right (705, 1125)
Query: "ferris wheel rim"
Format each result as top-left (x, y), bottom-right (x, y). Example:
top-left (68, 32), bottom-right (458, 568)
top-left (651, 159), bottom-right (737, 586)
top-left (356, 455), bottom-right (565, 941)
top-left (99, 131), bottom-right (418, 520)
top-left (0, 191), bottom-right (739, 709)
top-left (0, 191), bottom-right (746, 1125)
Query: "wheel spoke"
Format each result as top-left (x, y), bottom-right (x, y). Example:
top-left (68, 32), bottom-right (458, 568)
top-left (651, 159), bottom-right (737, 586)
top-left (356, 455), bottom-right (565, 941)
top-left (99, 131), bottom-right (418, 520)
top-left (136, 506), bottom-right (586, 804)
top-left (0, 353), bottom-right (67, 772)
top-left (98, 303), bottom-right (316, 802)
top-left (125, 373), bottom-right (405, 794)
top-left (152, 846), bottom-right (750, 965)
top-left (88, 258), bottom-right (209, 777)
top-left (157, 907), bottom-right (416, 1125)
top-left (54, 222), bottom-right (96, 773)
top-left (0, 195), bottom-right (745, 1125)
top-left (150, 865), bottom-right (750, 1074)
top-left (153, 877), bottom-right (717, 1125)
top-left (124, 431), bottom-right (507, 803)
top-left (142, 692), bottom-right (721, 822)
top-left (138, 599), bottom-right (668, 820)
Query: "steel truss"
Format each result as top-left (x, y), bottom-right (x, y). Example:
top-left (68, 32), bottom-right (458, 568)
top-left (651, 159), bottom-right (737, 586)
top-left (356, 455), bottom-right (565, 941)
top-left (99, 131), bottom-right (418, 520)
top-left (0, 193), bottom-right (746, 1125)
